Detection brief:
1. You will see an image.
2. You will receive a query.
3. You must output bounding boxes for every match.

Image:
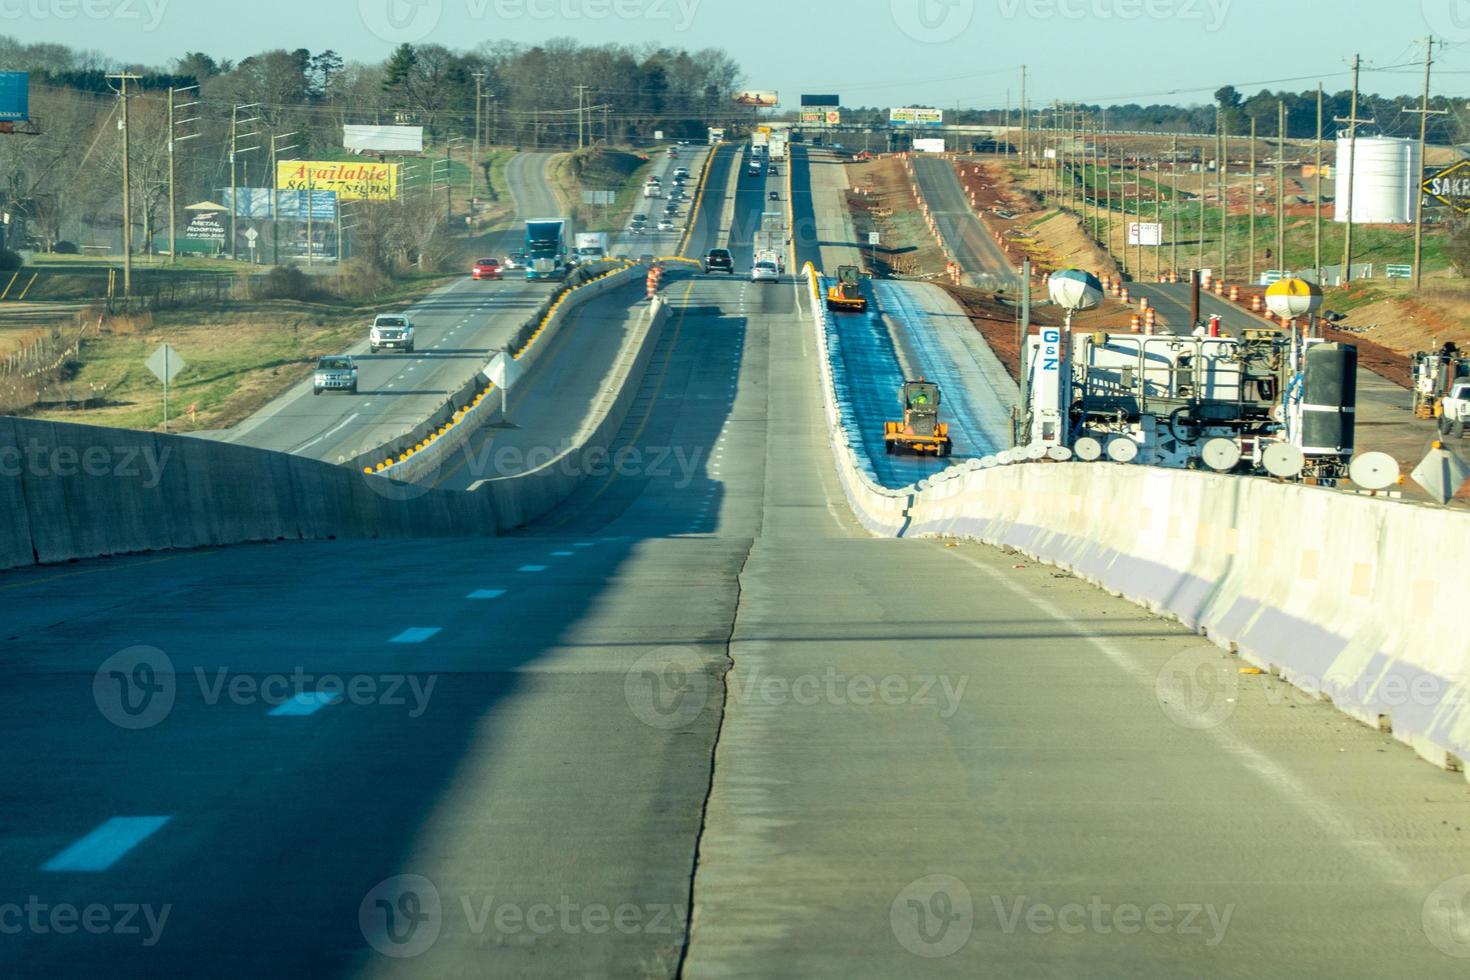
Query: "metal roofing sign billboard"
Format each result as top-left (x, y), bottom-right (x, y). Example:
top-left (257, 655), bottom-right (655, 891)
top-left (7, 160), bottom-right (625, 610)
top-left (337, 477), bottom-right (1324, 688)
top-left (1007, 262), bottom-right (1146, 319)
top-left (276, 161), bottom-right (398, 201)
top-left (0, 72), bottom-right (28, 122)
top-left (889, 106), bottom-right (943, 127)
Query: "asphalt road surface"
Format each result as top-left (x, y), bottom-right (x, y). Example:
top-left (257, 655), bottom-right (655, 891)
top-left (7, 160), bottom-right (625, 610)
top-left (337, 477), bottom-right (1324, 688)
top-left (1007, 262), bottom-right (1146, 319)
top-left (5, 143), bottom-right (1470, 978)
top-left (209, 153), bottom-right (564, 464)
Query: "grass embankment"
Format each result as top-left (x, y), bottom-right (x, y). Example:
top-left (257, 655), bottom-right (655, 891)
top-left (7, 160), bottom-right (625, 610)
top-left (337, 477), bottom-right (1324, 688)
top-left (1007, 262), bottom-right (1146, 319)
top-left (23, 270), bottom-right (454, 431)
top-left (550, 147), bottom-right (656, 233)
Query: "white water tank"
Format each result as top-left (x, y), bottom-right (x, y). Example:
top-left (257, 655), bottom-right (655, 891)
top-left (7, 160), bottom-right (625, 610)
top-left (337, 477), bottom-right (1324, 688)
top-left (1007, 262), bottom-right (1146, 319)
top-left (1334, 136), bottom-right (1420, 225)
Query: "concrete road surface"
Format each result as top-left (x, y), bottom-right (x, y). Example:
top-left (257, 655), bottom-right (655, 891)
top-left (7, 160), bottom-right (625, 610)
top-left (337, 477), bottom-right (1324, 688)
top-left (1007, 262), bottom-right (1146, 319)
top-left (4, 141), bottom-right (1470, 978)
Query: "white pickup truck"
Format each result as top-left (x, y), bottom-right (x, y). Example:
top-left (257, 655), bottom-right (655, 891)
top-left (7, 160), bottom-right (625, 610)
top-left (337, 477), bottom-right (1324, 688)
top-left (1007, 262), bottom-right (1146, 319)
top-left (369, 313), bottom-right (415, 353)
top-left (1439, 379), bottom-right (1470, 437)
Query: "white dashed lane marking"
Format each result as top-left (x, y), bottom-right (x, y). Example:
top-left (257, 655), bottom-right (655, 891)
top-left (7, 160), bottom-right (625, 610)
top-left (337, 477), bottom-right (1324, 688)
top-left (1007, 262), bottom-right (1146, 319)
top-left (41, 816), bottom-right (172, 872)
top-left (389, 628), bottom-right (442, 644)
top-left (270, 692), bottom-right (341, 717)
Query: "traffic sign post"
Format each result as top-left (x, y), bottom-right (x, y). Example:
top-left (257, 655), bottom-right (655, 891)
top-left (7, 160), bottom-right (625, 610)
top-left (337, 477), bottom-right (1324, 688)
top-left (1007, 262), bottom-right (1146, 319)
top-left (868, 231), bottom-right (880, 270)
top-left (1386, 263), bottom-right (1413, 280)
top-left (145, 343), bottom-right (185, 432)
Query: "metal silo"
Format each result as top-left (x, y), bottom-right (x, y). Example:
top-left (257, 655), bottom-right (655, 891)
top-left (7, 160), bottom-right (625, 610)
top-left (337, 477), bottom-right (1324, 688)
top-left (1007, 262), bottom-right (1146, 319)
top-left (1334, 136), bottom-right (1421, 224)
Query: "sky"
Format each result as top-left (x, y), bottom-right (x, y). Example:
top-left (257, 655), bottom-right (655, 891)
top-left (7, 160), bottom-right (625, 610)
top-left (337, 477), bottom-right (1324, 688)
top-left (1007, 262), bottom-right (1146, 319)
top-left (4, 0), bottom-right (1466, 107)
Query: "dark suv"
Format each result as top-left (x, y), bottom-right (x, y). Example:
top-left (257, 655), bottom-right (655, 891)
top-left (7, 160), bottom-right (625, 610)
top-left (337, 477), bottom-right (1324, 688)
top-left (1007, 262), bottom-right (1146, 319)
top-left (704, 248), bottom-right (734, 274)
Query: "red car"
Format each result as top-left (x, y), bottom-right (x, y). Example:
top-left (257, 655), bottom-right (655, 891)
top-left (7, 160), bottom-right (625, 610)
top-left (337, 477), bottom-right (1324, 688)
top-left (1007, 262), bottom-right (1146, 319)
top-left (471, 257), bottom-right (502, 280)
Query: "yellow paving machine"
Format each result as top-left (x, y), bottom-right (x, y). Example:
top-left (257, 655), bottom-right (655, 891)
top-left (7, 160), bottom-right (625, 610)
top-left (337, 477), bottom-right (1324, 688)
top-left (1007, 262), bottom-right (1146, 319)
top-left (884, 379), bottom-right (952, 456)
top-left (825, 265), bottom-right (867, 313)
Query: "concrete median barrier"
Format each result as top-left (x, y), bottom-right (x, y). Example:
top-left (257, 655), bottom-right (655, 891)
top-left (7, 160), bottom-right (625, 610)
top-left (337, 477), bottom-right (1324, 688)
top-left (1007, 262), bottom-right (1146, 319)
top-left (368, 262), bottom-right (645, 484)
top-left (482, 295), bottom-right (671, 528)
top-left (805, 265), bottom-right (1470, 779)
top-left (0, 416), bottom-right (501, 570)
top-left (0, 416), bottom-right (35, 570)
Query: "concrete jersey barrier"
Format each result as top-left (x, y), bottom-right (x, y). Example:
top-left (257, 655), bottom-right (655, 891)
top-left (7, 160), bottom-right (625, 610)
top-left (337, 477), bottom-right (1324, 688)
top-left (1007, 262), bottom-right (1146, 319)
top-left (0, 414), bottom-right (500, 571)
top-left (803, 264), bottom-right (1470, 779)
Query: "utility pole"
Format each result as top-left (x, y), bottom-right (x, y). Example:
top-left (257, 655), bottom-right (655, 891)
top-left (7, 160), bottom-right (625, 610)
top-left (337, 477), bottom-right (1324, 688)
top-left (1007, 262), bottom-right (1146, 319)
top-left (1019, 65), bottom-right (1027, 166)
top-left (1088, 116), bottom-right (1097, 240)
top-left (1218, 112), bottom-right (1229, 284)
top-left (575, 84), bottom-right (589, 149)
top-left (167, 86), bottom-right (173, 267)
top-left (269, 131), bottom-right (300, 266)
top-left (1248, 115), bottom-right (1256, 285)
top-left (1323, 83), bottom-right (1334, 285)
top-left (1171, 135), bottom-right (1180, 277)
top-left (227, 103), bottom-right (262, 262)
top-left (1199, 136), bottom-right (1207, 273)
top-left (230, 104), bottom-right (239, 261)
top-left (107, 73), bottom-right (140, 295)
top-left (472, 71), bottom-right (486, 206)
top-left (166, 85), bottom-right (200, 267)
top-left (1103, 134), bottom-right (1112, 255)
top-left (1276, 100), bottom-right (1287, 277)
top-left (1406, 37), bottom-right (1445, 290)
top-left (1337, 53), bottom-right (1373, 284)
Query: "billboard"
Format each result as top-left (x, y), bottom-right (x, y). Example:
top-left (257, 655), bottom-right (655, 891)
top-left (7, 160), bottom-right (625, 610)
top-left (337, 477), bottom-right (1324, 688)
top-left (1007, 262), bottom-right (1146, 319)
top-left (1127, 222), bottom-right (1163, 246)
top-left (276, 161), bottom-right (398, 201)
top-left (800, 94), bottom-right (840, 107)
top-left (0, 72), bottom-right (28, 122)
top-left (914, 138), bottom-right (946, 153)
top-left (734, 90), bottom-right (779, 107)
top-left (343, 124), bottom-right (424, 154)
top-left (223, 187), bottom-right (340, 219)
top-left (1424, 161), bottom-right (1470, 214)
top-left (890, 106), bottom-right (943, 127)
top-left (800, 109), bottom-right (824, 125)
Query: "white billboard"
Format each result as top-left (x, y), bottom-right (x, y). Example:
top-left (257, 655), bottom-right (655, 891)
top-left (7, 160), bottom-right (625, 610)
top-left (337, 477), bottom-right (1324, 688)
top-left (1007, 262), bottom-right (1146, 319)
top-left (1127, 222), bottom-right (1163, 246)
top-left (914, 138), bottom-right (947, 153)
top-left (343, 124), bottom-right (424, 154)
top-left (890, 106), bottom-right (943, 127)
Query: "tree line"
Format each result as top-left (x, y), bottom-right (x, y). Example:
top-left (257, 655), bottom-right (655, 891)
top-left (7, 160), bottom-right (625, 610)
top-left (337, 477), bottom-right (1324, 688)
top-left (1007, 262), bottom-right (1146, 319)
top-left (0, 34), bottom-right (743, 258)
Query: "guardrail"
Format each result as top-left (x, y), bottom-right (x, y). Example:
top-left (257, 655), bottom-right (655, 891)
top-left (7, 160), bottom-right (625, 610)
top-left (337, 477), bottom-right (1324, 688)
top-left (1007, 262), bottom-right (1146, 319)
top-left (805, 260), bottom-right (1470, 781)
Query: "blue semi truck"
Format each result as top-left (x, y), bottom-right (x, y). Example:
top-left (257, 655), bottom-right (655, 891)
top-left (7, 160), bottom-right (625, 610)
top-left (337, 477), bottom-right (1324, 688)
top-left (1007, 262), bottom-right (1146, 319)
top-left (523, 218), bottom-right (568, 281)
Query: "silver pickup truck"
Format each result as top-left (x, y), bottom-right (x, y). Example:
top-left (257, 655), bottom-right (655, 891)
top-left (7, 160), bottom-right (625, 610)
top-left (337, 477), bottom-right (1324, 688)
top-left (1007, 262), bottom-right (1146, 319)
top-left (313, 355), bottom-right (358, 396)
top-left (369, 314), bottom-right (415, 353)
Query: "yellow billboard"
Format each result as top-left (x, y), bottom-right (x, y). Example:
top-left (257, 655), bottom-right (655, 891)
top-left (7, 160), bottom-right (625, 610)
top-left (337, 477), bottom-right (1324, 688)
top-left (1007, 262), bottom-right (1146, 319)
top-left (275, 160), bottom-right (398, 201)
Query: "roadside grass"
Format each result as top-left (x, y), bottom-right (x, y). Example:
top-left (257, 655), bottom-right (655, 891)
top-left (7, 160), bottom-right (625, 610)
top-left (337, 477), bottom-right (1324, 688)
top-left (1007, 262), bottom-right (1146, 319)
top-left (551, 147), bottom-right (656, 233)
top-left (26, 271), bottom-right (457, 431)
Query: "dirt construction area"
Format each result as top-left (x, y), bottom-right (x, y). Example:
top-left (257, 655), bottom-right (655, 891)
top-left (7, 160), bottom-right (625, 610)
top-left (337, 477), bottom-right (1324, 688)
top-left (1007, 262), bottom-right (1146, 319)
top-left (953, 159), bottom-right (1120, 280)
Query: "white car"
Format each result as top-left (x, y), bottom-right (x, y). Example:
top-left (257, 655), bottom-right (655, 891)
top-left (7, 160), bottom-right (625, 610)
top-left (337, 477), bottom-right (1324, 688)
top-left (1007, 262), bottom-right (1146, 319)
top-left (658, 218), bottom-right (675, 231)
top-left (369, 314), bottom-right (415, 353)
top-left (750, 260), bottom-right (779, 283)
